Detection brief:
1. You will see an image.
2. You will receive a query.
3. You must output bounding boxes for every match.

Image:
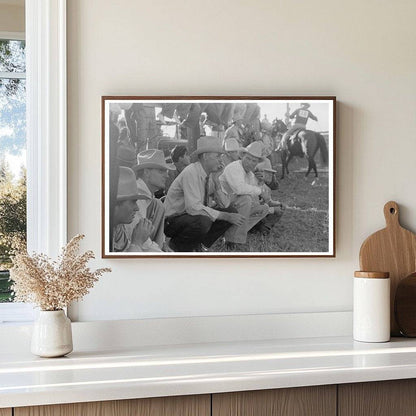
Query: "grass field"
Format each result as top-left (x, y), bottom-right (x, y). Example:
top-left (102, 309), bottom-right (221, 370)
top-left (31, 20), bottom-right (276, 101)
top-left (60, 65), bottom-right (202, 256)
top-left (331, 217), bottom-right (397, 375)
top-left (266, 170), bottom-right (329, 252)
top-left (212, 164), bottom-right (330, 254)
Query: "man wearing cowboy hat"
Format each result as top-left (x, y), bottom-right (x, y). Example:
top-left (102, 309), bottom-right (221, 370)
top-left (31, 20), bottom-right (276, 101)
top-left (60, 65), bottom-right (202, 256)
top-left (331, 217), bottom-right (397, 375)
top-left (221, 138), bottom-right (243, 167)
top-left (112, 166), bottom-right (153, 252)
top-left (219, 141), bottom-right (270, 249)
top-left (125, 149), bottom-right (176, 252)
top-left (164, 136), bottom-right (245, 252)
top-left (251, 159), bottom-right (285, 235)
top-left (154, 145), bottom-right (191, 199)
top-left (279, 103), bottom-right (318, 152)
top-left (167, 145), bottom-right (190, 190)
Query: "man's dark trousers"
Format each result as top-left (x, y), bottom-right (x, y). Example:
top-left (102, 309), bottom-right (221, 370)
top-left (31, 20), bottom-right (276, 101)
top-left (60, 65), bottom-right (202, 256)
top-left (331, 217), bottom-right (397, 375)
top-left (165, 207), bottom-right (236, 252)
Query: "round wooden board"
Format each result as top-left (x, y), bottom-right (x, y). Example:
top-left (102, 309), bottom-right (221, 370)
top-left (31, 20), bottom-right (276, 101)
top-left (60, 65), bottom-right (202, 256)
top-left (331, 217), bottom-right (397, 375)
top-left (395, 273), bottom-right (416, 337)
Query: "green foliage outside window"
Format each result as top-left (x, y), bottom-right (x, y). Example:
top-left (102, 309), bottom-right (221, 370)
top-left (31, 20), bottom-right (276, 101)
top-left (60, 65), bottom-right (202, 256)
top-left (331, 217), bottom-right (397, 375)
top-left (0, 161), bottom-right (26, 302)
top-left (0, 38), bottom-right (27, 302)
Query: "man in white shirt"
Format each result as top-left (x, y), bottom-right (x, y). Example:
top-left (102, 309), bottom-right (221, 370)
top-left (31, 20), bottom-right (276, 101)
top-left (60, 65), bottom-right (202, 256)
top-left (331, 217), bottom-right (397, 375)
top-left (164, 136), bottom-right (245, 252)
top-left (219, 142), bottom-right (269, 249)
top-left (166, 145), bottom-right (190, 192)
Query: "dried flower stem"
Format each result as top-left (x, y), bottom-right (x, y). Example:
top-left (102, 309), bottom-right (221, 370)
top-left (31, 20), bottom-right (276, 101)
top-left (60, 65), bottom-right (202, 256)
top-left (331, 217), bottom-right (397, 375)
top-left (10, 235), bottom-right (111, 310)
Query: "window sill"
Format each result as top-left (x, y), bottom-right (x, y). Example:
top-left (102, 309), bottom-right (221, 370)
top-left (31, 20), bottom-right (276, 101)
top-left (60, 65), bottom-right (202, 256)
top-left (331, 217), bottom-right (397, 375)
top-left (0, 303), bottom-right (35, 324)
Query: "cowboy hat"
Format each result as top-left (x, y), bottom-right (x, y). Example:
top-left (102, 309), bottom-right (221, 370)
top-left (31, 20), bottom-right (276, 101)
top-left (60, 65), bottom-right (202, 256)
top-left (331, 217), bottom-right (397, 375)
top-left (224, 138), bottom-right (242, 152)
top-left (256, 158), bottom-right (277, 173)
top-left (133, 149), bottom-right (175, 171)
top-left (192, 136), bottom-right (224, 156)
top-left (117, 146), bottom-right (136, 168)
top-left (117, 167), bottom-right (149, 201)
top-left (241, 141), bottom-right (265, 160)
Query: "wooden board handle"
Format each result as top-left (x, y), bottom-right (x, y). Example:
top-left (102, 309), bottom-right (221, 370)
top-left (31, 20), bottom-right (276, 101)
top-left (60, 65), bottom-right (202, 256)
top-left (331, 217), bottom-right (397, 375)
top-left (384, 201), bottom-right (400, 228)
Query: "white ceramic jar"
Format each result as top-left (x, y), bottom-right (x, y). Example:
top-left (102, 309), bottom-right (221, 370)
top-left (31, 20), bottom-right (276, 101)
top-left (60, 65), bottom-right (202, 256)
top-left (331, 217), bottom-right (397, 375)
top-left (353, 271), bottom-right (390, 342)
top-left (31, 310), bottom-right (73, 357)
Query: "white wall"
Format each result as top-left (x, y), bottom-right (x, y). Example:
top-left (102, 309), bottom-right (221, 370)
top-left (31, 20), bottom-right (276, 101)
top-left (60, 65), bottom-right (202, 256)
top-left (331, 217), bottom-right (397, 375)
top-left (67, 0), bottom-right (416, 322)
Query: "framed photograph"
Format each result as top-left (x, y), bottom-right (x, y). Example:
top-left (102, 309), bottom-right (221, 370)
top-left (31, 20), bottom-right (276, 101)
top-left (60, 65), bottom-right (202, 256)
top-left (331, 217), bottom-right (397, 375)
top-left (102, 96), bottom-right (336, 258)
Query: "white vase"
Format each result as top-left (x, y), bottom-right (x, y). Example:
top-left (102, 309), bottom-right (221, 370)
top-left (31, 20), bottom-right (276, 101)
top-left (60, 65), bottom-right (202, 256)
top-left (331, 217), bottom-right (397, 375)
top-left (31, 310), bottom-right (73, 357)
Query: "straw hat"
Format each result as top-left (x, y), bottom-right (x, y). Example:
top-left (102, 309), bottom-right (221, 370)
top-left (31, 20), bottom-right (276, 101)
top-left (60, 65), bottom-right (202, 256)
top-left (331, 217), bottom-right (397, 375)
top-left (117, 167), bottom-right (148, 201)
top-left (256, 158), bottom-right (276, 173)
top-left (134, 149), bottom-right (175, 171)
top-left (224, 138), bottom-right (242, 152)
top-left (241, 141), bottom-right (265, 160)
top-left (192, 136), bottom-right (224, 156)
top-left (117, 146), bottom-right (136, 168)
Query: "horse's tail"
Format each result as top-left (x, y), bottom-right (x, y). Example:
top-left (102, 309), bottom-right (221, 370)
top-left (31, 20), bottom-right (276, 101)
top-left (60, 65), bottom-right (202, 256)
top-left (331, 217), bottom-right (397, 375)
top-left (317, 134), bottom-right (328, 165)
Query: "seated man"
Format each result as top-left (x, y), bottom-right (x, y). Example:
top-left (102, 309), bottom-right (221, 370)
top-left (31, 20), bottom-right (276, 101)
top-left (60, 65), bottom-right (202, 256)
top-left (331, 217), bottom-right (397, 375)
top-left (112, 166), bottom-right (153, 252)
top-left (255, 159), bottom-right (282, 206)
top-left (219, 142), bottom-right (270, 250)
top-left (164, 136), bottom-right (245, 252)
top-left (167, 145), bottom-right (190, 192)
top-left (155, 145), bottom-right (191, 199)
top-left (171, 145), bottom-right (190, 173)
top-left (125, 149), bottom-right (176, 252)
top-left (252, 159), bottom-right (285, 235)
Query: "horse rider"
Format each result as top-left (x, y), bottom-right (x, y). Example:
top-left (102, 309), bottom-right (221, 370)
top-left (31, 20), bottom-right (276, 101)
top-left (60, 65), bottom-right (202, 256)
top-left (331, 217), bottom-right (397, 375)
top-left (279, 103), bottom-right (318, 152)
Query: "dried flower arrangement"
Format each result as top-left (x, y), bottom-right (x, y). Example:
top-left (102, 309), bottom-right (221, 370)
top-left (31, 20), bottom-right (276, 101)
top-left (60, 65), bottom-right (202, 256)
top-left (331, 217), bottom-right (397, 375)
top-left (10, 234), bottom-right (111, 311)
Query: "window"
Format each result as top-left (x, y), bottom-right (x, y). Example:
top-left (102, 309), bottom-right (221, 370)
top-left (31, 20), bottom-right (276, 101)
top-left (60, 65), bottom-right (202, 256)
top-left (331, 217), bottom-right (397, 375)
top-left (0, 34), bottom-right (26, 306)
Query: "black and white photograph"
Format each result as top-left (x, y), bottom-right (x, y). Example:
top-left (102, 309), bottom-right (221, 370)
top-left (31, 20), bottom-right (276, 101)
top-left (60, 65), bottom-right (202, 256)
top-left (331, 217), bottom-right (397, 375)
top-left (102, 97), bottom-right (335, 257)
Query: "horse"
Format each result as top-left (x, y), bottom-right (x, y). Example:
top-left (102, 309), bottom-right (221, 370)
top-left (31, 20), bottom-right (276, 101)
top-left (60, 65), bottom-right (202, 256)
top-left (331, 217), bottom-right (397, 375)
top-left (236, 119), bottom-right (280, 168)
top-left (271, 119), bottom-right (328, 179)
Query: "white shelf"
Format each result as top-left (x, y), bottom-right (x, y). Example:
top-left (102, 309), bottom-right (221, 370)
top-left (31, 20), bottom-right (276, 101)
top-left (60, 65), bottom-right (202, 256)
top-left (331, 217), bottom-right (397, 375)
top-left (2, 335), bottom-right (416, 408)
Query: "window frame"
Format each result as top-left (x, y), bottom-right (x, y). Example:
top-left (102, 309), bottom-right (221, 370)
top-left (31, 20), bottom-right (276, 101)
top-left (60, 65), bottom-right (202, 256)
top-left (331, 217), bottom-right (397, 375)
top-left (0, 0), bottom-right (67, 323)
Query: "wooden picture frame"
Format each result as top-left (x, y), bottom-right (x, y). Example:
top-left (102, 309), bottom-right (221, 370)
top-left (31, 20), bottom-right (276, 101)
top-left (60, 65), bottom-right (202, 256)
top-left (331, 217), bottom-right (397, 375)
top-left (102, 96), bottom-right (336, 258)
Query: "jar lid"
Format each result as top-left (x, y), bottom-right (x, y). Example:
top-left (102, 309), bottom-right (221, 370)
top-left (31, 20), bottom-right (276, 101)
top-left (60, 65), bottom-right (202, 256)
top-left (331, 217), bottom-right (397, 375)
top-left (354, 271), bottom-right (390, 279)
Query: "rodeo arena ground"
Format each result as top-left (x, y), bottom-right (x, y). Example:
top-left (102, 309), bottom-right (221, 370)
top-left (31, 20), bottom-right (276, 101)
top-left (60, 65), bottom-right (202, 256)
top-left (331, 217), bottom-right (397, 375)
top-left (108, 101), bottom-right (330, 255)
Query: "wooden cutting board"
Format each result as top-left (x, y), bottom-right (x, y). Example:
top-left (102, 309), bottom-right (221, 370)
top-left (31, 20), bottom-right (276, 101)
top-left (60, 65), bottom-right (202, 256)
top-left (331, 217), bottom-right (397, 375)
top-left (359, 201), bottom-right (416, 336)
